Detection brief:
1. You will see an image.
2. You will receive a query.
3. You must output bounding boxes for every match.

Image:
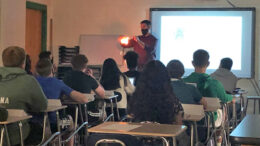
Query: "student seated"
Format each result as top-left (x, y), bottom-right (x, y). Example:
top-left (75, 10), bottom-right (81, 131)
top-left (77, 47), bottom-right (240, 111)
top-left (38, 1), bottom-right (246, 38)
top-left (183, 49), bottom-right (234, 105)
top-left (63, 54), bottom-right (105, 123)
top-left (183, 49), bottom-right (234, 145)
top-left (128, 60), bottom-right (189, 145)
top-left (100, 58), bottom-right (135, 120)
top-left (39, 51), bottom-right (56, 75)
top-left (211, 57), bottom-right (238, 94)
top-left (211, 58), bottom-right (241, 119)
top-left (35, 58), bottom-right (90, 146)
top-left (123, 51), bottom-right (140, 86)
top-left (167, 60), bottom-right (206, 107)
top-left (0, 46), bottom-right (48, 145)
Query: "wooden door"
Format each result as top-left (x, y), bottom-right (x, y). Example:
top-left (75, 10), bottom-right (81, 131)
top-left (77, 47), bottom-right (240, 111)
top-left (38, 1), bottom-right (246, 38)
top-left (25, 8), bottom-right (42, 73)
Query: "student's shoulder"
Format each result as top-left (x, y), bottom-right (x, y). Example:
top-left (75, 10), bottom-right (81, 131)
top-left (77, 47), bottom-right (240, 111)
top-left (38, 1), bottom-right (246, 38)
top-left (208, 77), bottom-right (223, 87)
top-left (182, 75), bottom-right (194, 82)
top-left (23, 74), bottom-right (39, 83)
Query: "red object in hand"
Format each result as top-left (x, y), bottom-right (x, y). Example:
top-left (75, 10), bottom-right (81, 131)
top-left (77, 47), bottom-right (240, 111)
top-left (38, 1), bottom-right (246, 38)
top-left (120, 36), bottom-right (130, 45)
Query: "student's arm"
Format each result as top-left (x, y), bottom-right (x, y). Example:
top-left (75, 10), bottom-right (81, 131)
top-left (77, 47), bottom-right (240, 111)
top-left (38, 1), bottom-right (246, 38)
top-left (94, 85), bottom-right (105, 99)
top-left (29, 78), bottom-right (48, 112)
top-left (60, 80), bottom-right (89, 103)
top-left (87, 75), bottom-right (105, 99)
top-left (70, 91), bottom-right (88, 103)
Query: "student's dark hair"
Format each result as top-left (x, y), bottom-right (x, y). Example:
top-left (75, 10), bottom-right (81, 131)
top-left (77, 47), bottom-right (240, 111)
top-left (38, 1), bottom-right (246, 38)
top-left (129, 60), bottom-right (182, 124)
top-left (2, 46), bottom-right (26, 67)
top-left (39, 51), bottom-right (51, 60)
top-left (25, 55), bottom-right (32, 75)
top-left (220, 58), bottom-right (233, 70)
top-left (123, 51), bottom-right (139, 69)
top-left (166, 60), bottom-right (185, 79)
top-left (193, 49), bottom-right (209, 67)
top-left (140, 20), bottom-right (151, 26)
top-left (100, 58), bottom-right (124, 90)
top-left (36, 59), bottom-right (52, 77)
top-left (71, 54), bottom-right (88, 71)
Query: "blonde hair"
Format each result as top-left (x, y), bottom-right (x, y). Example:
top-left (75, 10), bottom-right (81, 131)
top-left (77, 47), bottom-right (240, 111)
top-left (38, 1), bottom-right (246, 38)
top-left (2, 46), bottom-right (26, 67)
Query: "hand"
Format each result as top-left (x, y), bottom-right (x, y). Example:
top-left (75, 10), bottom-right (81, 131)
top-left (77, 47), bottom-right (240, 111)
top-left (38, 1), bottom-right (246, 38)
top-left (84, 68), bottom-right (93, 77)
top-left (133, 36), bottom-right (138, 42)
top-left (200, 97), bottom-right (207, 110)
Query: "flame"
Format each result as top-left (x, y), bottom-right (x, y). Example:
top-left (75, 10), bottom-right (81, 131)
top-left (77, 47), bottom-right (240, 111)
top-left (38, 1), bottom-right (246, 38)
top-left (120, 36), bottom-right (130, 45)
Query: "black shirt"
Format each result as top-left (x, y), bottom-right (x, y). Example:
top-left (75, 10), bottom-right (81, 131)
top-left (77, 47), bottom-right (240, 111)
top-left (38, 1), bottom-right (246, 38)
top-left (63, 70), bottom-right (98, 93)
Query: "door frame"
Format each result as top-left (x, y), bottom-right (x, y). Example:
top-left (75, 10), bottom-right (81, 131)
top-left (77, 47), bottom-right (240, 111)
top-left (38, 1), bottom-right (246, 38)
top-left (26, 1), bottom-right (47, 51)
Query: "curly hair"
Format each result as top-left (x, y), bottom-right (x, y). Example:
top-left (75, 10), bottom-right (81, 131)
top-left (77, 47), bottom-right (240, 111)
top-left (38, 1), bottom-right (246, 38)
top-left (100, 58), bottom-right (124, 90)
top-left (128, 60), bottom-right (182, 124)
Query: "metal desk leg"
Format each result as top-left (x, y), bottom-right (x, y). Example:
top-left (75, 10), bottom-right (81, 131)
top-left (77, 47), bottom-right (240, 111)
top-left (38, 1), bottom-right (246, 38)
top-left (39, 113), bottom-right (48, 145)
top-left (114, 98), bottom-right (120, 121)
top-left (190, 123), bottom-right (194, 146)
top-left (206, 113), bottom-right (210, 143)
top-left (259, 99), bottom-right (260, 114)
top-left (75, 106), bottom-right (79, 128)
top-left (0, 127), bottom-right (4, 146)
top-left (110, 99), bottom-right (114, 121)
top-left (172, 137), bottom-right (177, 146)
top-left (254, 99), bottom-right (256, 114)
top-left (4, 125), bottom-right (10, 146)
top-left (245, 99), bottom-right (249, 116)
top-left (194, 122), bottom-right (199, 146)
top-left (160, 137), bottom-right (169, 146)
top-left (84, 104), bottom-right (88, 135)
top-left (56, 111), bottom-right (61, 146)
top-left (233, 102), bottom-right (237, 126)
top-left (18, 122), bottom-right (24, 146)
top-left (78, 105), bottom-right (84, 124)
top-left (209, 112), bottom-right (217, 146)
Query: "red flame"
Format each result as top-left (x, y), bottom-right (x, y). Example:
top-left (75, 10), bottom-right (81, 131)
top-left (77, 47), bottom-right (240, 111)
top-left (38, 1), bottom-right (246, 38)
top-left (120, 36), bottom-right (130, 45)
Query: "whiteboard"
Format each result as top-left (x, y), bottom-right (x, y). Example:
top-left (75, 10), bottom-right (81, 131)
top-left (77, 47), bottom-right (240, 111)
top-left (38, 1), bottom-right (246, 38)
top-left (79, 34), bottom-right (124, 65)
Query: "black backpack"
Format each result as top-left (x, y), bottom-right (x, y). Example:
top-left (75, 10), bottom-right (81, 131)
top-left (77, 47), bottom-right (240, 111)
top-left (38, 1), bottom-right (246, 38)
top-left (0, 107), bottom-right (8, 121)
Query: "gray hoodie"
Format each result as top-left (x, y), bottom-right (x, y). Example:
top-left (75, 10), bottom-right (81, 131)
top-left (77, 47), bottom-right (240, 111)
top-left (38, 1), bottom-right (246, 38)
top-left (0, 67), bottom-right (47, 145)
top-left (211, 68), bottom-right (238, 93)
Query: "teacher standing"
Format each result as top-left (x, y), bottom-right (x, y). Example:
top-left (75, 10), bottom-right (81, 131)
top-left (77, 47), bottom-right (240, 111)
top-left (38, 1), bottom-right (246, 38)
top-left (121, 20), bottom-right (157, 71)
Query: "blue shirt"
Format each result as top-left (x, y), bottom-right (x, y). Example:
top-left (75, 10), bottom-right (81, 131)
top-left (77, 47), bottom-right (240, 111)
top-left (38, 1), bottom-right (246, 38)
top-left (36, 76), bottom-right (73, 99)
top-left (36, 76), bottom-right (73, 124)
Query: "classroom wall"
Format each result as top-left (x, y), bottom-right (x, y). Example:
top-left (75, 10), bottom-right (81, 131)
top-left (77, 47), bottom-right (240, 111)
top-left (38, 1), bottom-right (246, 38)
top-left (0, 0), bottom-right (26, 66)
top-left (0, 0), bottom-right (53, 66)
top-left (52, 0), bottom-right (260, 95)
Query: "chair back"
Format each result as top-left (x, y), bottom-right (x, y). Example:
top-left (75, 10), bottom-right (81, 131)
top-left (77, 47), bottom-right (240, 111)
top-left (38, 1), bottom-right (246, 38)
top-left (182, 104), bottom-right (204, 121)
top-left (48, 99), bottom-right (62, 106)
top-left (204, 97), bottom-right (221, 112)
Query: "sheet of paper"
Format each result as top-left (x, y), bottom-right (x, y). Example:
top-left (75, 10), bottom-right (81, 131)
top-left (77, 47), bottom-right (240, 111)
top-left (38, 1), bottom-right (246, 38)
top-left (101, 123), bottom-right (141, 131)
